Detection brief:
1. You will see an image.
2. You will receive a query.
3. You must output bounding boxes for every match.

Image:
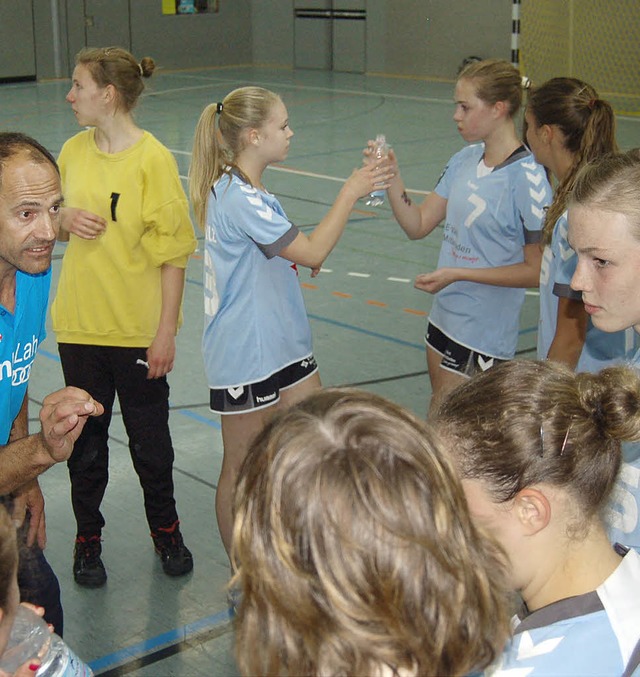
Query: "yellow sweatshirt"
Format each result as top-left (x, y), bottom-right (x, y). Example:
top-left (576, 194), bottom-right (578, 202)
top-left (52, 129), bottom-right (196, 347)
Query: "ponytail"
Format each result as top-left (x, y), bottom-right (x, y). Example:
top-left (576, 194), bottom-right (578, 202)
top-left (189, 103), bottom-right (224, 231)
top-left (189, 86), bottom-right (282, 231)
top-left (527, 78), bottom-right (618, 244)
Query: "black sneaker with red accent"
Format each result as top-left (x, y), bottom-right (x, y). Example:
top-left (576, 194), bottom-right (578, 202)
top-left (73, 535), bottom-right (107, 588)
top-left (151, 521), bottom-right (193, 577)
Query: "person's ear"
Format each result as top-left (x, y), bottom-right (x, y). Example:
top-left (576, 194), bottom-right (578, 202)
top-left (493, 100), bottom-right (508, 119)
top-left (248, 128), bottom-right (260, 146)
top-left (539, 123), bottom-right (554, 146)
top-left (513, 487), bottom-right (550, 535)
top-left (103, 84), bottom-right (119, 113)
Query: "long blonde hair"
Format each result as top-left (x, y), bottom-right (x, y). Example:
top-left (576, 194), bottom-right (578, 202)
top-left (232, 388), bottom-right (511, 677)
top-left (188, 86), bottom-right (281, 230)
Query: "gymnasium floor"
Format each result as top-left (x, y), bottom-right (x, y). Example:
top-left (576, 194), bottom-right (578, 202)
top-left (2, 65), bottom-right (639, 675)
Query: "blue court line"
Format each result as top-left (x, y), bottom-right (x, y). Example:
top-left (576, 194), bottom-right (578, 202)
top-left (88, 608), bottom-right (232, 673)
top-left (177, 408), bottom-right (221, 429)
top-left (307, 312), bottom-right (426, 350)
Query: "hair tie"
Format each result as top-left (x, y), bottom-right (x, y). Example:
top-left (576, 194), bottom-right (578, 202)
top-left (588, 98), bottom-right (598, 110)
top-left (138, 63), bottom-right (143, 76)
top-left (216, 102), bottom-right (224, 114)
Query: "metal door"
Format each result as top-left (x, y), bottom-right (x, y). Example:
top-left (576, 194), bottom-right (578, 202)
top-left (294, 0), bottom-right (366, 73)
top-left (294, 0), bottom-right (332, 70)
top-left (83, 0), bottom-right (131, 49)
top-left (333, 1), bottom-right (365, 73)
top-left (0, 1), bottom-right (36, 80)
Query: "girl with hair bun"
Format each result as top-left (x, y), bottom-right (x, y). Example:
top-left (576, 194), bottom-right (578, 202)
top-left (525, 77), bottom-right (637, 370)
top-left (232, 388), bottom-right (511, 677)
top-left (434, 359), bottom-right (640, 676)
top-left (381, 59), bottom-right (551, 415)
top-left (52, 46), bottom-right (197, 587)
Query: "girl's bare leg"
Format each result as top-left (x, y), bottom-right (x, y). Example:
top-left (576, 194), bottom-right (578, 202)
top-left (216, 371), bottom-right (322, 556)
top-left (426, 345), bottom-right (466, 419)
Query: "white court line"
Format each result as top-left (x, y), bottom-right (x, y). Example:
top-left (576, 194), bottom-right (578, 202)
top-left (268, 165), bottom-right (431, 197)
top-left (148, 74), bottom-right (640, 123)
top-left (143, 76), bottom-right (454, 107)
top-left (177, 167), bottom-right (430, 197)
top-left (348, 272), bottom-right (370, 278)
top-left (388, 277), bottom-right (411, 283)
top-left (525, 290), bottom-right (540, 296)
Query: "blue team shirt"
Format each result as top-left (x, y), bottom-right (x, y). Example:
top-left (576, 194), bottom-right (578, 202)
top-left (202, 172), bottom-right (313, 388)
top-left (537, 211), bottom-right (638, 370)
top-left (429, 144), bottom-right (550, 358)
top-left (606, 347), bottom-right (640, 554)
top-left (0, 270), bottom-right (50, 444)
top-left (488, 547), bottom-right (640, 676)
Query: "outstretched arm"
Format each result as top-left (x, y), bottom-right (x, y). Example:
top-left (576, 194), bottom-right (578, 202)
top-left (382, 149), bottom-right (448, 240)
top-left (279, 162), bottom-right (393, 270)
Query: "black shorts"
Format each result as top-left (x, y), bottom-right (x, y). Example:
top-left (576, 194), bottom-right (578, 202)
top-left (209, 355), bottom-right (318, 415)
top-left (425, 323), bottom-right (507, 378)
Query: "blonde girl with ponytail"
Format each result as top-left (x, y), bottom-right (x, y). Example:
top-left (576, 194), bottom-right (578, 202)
top-left (189, 87), bottom-right (393, 557)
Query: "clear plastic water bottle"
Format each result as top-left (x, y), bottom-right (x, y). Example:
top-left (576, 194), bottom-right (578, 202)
top-left (0, 606), bottom-right (93, 676)
top-left (365, 134), bottom-right (390, 207)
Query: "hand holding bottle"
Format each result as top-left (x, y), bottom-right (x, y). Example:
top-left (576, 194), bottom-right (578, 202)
top-left (363, 134), bottom-right (390, 206)
top-left (341, 161), bottom-right (394, 203)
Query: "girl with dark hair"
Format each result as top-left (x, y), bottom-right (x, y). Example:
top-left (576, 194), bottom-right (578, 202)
top-left (526, 77), bottom-right (636, 369)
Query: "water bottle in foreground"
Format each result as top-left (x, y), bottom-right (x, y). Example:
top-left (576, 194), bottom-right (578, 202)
top-left (365, 133), bottom-right (390, 207)
top-left (0, 605), bottom-right (93, 676)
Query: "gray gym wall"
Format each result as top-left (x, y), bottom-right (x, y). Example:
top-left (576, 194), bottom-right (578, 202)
top-left (8, 1), bottom-right (511, 81)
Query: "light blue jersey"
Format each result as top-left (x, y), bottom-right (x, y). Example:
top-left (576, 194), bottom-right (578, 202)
top-left (488, 547), bottom-right (640, 676)
top-left (429, 144), bottom-right (550, 358)
top-left (202, 172), bottom-right (313, 388)
top-left (606, 348), bottom-right (640, 553)
top-left (537, 211), bottom-right (638, 370)
top-left (0, 270), bottom-right (50, 444)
